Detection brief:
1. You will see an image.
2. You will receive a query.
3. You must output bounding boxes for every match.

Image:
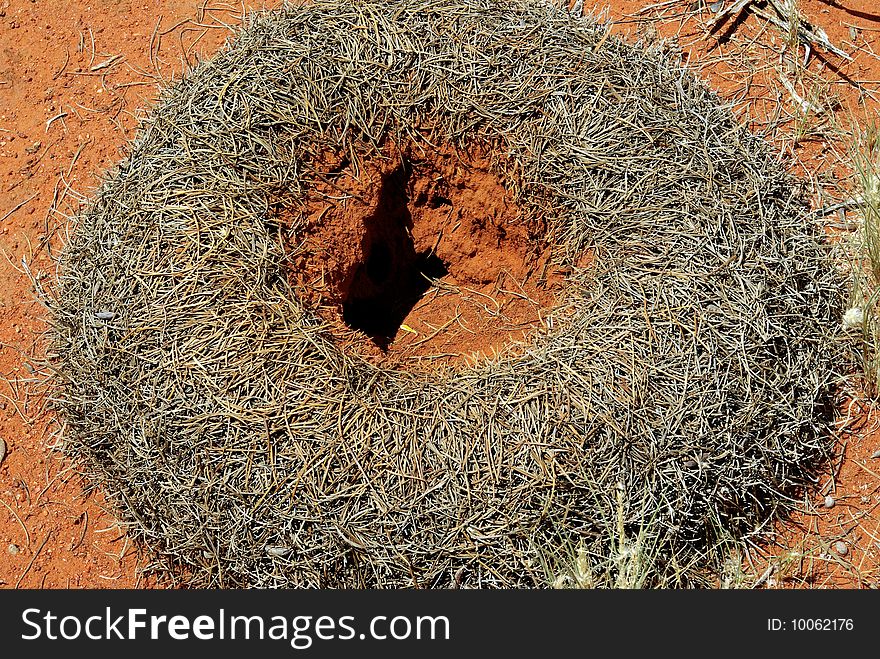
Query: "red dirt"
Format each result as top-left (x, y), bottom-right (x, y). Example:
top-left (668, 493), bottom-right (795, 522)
top-left (1, 0), bottom-right (879, 589)
top-left (289, 141), bottom-right (563, 371)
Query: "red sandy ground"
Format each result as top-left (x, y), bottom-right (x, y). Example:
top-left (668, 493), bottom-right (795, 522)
top-left (291, 140), bottom-right (564, 371)
top-left (0, 0), bottom-right (878, 588)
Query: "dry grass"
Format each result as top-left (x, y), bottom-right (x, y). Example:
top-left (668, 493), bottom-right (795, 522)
top-left (605, 0), bottom-right (880, 590)
top-left (38, 0), bottom-right (848, 588)
top-left (845, 121), bottom-right (880, 396)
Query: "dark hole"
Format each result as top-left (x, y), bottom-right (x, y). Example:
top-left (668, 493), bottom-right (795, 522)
top-left (428, 194), bottom-right (452, 209)
top-left (418, 250), bottom-right (448, 280)
top-left (413, 191), bottom-right (451, 209)
top-left (341, 164), bottom-right (450, 350)
top-left (365, 242), bottom-right (391, 283)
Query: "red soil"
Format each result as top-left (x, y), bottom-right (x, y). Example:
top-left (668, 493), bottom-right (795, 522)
top-left (1, 0), bottom-right (879, 589)
top-left (290, 141), bottom-right (563, 371)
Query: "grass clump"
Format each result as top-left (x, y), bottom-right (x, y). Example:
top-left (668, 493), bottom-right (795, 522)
top-left (846, 121), bottom-right (880, 396)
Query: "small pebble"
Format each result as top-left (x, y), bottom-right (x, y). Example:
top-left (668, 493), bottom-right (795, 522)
top-left (823, 495), bottom-right (835, 509)
top-left (7, 543), bottom-right (19, 555)
top-left (95, 311), bottom-right (116, 321)
top-left (0, 436), bottom-right (6, 465)
top-left (871, 450), bottom-right (880, 460)
top-left (834, 541), bottom-right (848, 556)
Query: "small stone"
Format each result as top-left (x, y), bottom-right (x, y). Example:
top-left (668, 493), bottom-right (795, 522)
top-left (834, 541), bottom-right (848, 556)
top-left (871, 450), bottom-right (880, 460)
top-left (823, 495), bottom-right (835, 509)
top-left (0, 436), bottom-right (6, 465)
top-left (7, 543), bottom-right (19, 555)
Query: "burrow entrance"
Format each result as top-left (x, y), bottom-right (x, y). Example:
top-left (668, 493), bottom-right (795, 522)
top-left (286, 140), bottom-right (567, 371)
top-left (338, 163), bottom-right (449, 348)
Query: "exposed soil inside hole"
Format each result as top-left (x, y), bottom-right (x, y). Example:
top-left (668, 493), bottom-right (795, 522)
top-left (286, 141), bottom-right (567, 371)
